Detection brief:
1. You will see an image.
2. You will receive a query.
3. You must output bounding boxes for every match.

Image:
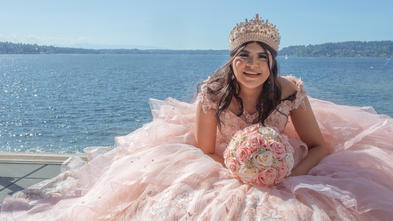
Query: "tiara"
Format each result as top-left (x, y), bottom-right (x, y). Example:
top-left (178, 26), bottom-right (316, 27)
top-left (229, 14), bottom-right (281, 53)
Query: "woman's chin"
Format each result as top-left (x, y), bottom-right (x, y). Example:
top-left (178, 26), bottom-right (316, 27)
top-left (238, 80), bottom-right (266, 90)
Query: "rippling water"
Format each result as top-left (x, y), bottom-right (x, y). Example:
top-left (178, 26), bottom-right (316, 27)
top-left (1, 54), bottom-right (392, 153)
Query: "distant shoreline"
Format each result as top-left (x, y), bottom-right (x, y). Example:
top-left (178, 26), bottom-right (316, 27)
top-left (1, 40), bottom-right (393, 57)
top-left (1, 54), bottom-right (390, 59)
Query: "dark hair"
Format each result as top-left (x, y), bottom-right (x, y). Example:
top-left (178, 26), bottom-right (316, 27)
top-left (198, 41), bottom-right (282, 131)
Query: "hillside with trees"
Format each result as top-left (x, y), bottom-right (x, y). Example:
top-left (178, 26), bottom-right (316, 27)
top-left (278, 41), bottom-right (393, 57)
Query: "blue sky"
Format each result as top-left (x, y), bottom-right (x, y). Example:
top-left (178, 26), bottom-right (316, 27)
top-left (0, 0), bottom-right (392, 50)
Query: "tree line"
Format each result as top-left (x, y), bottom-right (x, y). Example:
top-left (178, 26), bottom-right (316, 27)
top-left (0, 42), bottom-right (227, 55)
top-left (1, 41), bottom-right (392, 57)
top-left (278, 41), bottom-right (393, 58)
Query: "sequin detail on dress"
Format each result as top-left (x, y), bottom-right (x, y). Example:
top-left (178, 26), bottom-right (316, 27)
top-left (242, 109), bottom-right (259, 124)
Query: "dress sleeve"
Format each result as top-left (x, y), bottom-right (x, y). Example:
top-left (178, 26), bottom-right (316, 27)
top-left (197, 80), bottom-right (217, 113)
top-left (282, 75), bottom-right (308, 111)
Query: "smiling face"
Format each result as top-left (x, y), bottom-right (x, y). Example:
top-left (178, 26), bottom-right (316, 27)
top-left (232, 42), bottom-right (272, 90)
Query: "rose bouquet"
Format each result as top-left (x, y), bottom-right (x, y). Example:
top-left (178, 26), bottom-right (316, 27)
top-left (223, 124), bottom-right (294, 186)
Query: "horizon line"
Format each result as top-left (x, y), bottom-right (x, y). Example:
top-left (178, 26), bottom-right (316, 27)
top-left (1, 40), bottom-right (392, 51)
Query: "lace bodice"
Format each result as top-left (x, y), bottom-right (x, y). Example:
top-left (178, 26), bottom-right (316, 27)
top-left (197, 75), bottom-right (308, 157)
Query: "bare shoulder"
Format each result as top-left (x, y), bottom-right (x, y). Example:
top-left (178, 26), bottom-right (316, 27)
top-left (277, 76), bottom-right (297, 100)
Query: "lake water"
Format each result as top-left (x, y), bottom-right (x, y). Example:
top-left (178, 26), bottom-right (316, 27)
top-left (1, 54), bottom-right (392, 153)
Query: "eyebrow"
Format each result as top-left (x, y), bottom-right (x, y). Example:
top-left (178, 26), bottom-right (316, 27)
top-left (240, 49), bottom-right (268, 55)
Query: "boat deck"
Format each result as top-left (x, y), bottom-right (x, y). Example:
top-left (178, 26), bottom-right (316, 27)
top-left (0, 152), bottom-right (86, 206)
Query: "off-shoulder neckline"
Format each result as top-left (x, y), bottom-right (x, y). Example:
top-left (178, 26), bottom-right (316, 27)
top-left (199, 75), bottom-right (304, 124)
top-left (225, 94), bottom-right (296, 124)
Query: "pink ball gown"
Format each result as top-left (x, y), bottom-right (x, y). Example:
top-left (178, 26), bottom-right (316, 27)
top-left (1, 75), bottom-right (393, 220)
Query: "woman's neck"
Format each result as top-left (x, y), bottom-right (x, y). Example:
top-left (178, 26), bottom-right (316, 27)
top-left (238, 85), bottom-right (263, 112)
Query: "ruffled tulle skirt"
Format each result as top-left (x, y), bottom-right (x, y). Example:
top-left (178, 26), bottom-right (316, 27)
top-left (1, 96), bottom-right (393, 221)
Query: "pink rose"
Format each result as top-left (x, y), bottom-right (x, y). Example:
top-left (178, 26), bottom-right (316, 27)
top-left (273, 142), bottom-right (287, 160)
top-left (267, 139), bottom-right (281, 151)
top-left (244, 124), bottom-right (260, 133)
top-left (245, 134), bottom-right (265, 153)
top-left (256, 168), bottom-right (277, 186)
top-left (225, 157), bottom-right (240, 174)
top-left (235, 145), bottom-right (253, 163)
top-left (267, 140), bottom-right (278, 148)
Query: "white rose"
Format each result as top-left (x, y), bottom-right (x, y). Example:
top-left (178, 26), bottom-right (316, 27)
top-left (229, 135), bottom-right (245, 156)
top-left (258, 127), bottom-right (278, 140)
top-left (238, 164), bottom-right (258, 182)
top-left (253, 151), bottom-right (274, 168)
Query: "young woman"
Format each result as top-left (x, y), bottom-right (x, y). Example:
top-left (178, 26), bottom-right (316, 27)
top-left (1, 14), bottom-right (393, 220)
top-left (195, 39), bottom-right (329, 177)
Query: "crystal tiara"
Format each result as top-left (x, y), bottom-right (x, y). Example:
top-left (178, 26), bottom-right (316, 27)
top-left (229, 14), bottom-right (281, 53)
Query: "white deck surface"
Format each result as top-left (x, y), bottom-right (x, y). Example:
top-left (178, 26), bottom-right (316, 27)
top-left (0, 152), bottom-right (86, 206)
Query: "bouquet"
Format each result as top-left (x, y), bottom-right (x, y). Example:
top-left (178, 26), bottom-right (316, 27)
top-left (223, 124), bottom-right (294, 186)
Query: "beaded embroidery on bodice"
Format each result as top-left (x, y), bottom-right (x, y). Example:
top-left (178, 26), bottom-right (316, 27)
top-left (197, 75), bottom-right (308, 157)
top-left (242, 109), bottom-right (259, 124)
